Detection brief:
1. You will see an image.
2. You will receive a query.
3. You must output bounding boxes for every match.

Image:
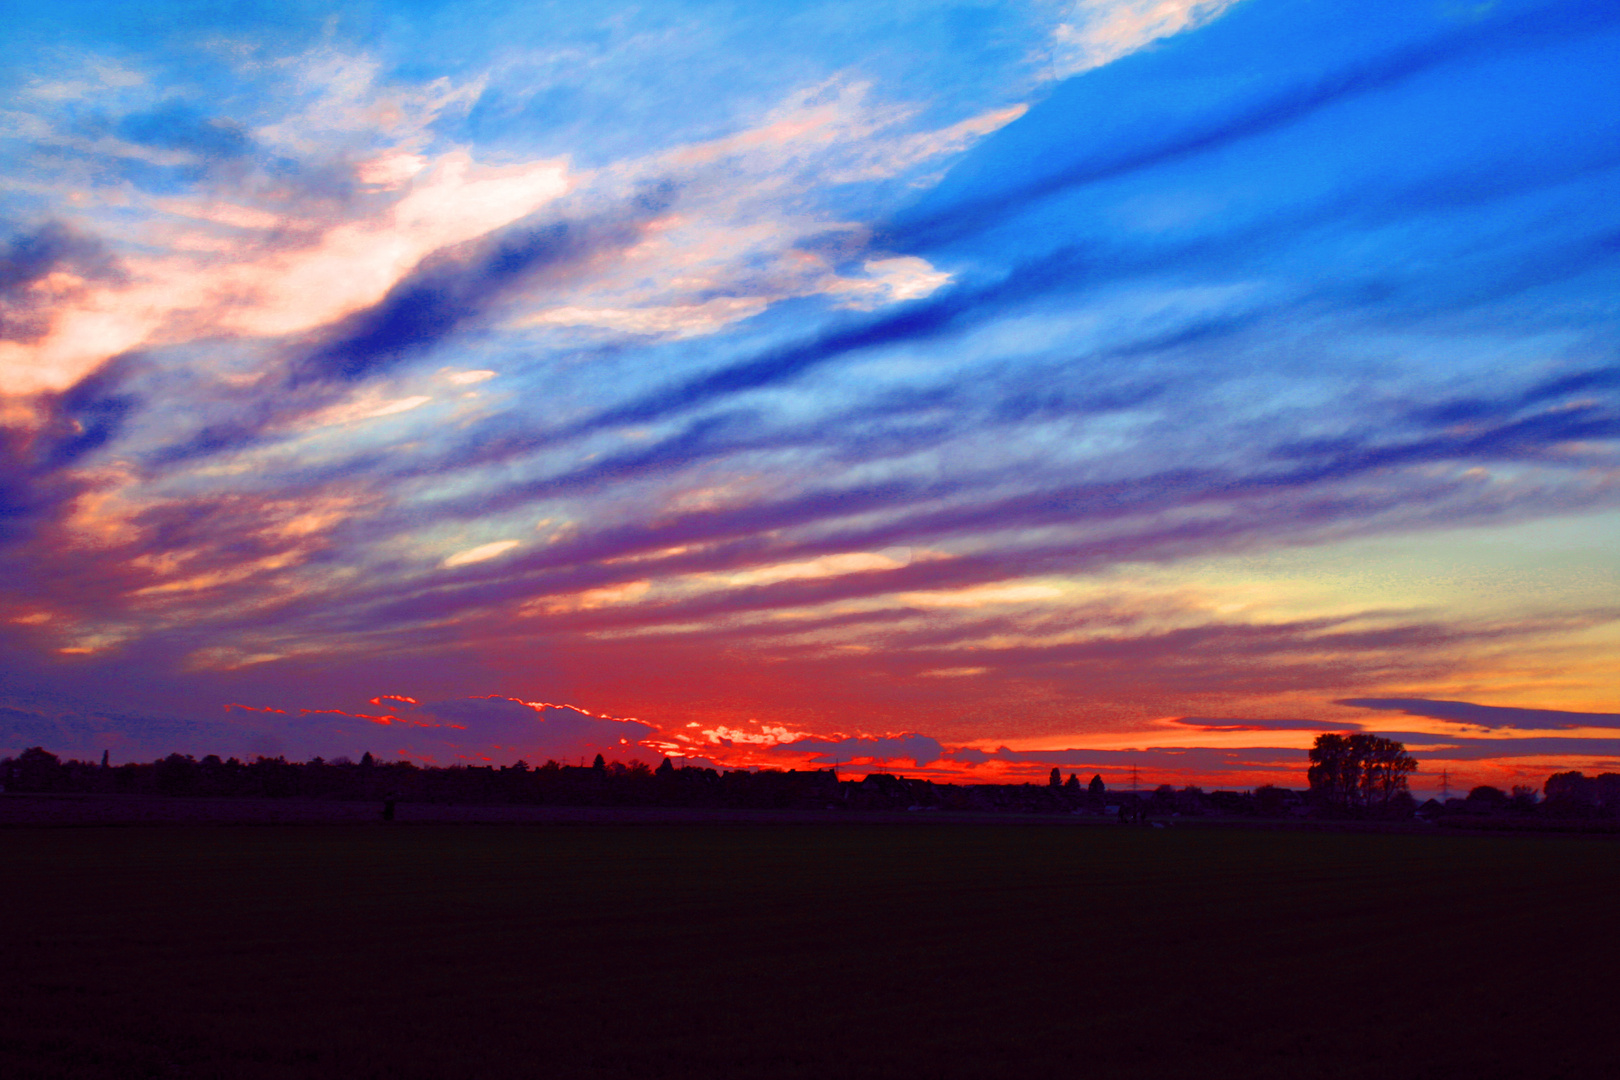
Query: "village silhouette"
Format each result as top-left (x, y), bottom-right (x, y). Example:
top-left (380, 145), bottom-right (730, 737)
top-left (5, 735), bottom-right (1616, 829)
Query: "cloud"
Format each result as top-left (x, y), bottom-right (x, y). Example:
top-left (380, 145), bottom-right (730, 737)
top-left (0, 222), bottom-right (123, 345)
top-left (0, 352), bottom-right (141, 549)
top-left (443, 541), bottom-right (522, 569)
top-left (395, 697), bottom-right (662, 764)
top-left (574, 247), bottom-right (1103, 432)
top-left (1050, 0), bottom-right (1245, 77)
top-left (0, 700), bottom-right (302, 763)
top-left (895, 0), bottom-right (1620, 250)
top-left (114, 100), bottom-right (254, 163)
top-left (1170, 717), bottom-right (1361, 732)
top-left (1338, 698), bottom-right (1620, 731)
top-left (768, 734), bottom-right (946, 768)
top-left (286, 202), bottom-right (633, 387)
top-left (0, 145), bottom-right (571, 398)
top-left (0, 692), bottom-right (670, 766)
top-left (145, 193), bottom-right (667, 463)
top-left (1370, 733), bottom-right (1620, 765)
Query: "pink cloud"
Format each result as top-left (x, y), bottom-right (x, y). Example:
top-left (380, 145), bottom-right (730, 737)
top-left (0, 152), bottom-right (570, 399)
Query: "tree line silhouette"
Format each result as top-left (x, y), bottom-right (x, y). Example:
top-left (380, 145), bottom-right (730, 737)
top-left (0, 747), bottom-right (1095, 812)
top-left (3, 737), bottom-right (1616, 821)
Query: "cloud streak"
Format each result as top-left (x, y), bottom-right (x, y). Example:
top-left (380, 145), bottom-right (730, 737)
top-left (1339, 699), bottom-right (1620, 732)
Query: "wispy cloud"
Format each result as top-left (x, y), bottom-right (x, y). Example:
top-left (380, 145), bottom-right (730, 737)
top-left (1339, 698), bottom-right (1620, 732)
top-left (1048, 1), bottom-right (1246, 77)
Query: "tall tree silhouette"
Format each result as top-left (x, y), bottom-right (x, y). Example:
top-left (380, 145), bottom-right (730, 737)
top-left (1308, 734), bottom-right (1416, 814)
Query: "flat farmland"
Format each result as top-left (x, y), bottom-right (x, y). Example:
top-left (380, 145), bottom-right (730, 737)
top-left (2, 823), bottom-right (1615, 1079)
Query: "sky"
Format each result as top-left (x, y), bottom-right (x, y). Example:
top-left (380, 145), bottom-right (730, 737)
top-left (1, 0), bottom-right (1617, 794)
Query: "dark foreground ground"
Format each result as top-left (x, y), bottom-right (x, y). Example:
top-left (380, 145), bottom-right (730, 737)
top-left (2, 822), bottom-right (1615, 1080)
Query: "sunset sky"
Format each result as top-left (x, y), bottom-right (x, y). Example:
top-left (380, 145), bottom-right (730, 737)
top-left (2, 0), bottom-right (1616, 793)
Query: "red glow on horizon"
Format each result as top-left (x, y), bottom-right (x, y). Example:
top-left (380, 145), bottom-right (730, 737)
top-left (520, 697), bottom-right (643, 724)
top-left (214, 689), bottom-right (1611, 799)
top-left (300, 707), bottom-right (407, 726)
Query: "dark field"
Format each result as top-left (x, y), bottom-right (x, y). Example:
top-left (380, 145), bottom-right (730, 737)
top-left (2, 824), bottom-right (1615, 1079)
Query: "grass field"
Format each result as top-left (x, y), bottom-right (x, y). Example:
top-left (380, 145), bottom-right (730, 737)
top-left (2, 823), bottom-right (1615, 1079)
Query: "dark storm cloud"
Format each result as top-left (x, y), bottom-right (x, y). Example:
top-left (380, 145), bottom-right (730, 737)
top-left (1339, 698), bottom-right (1620, 731)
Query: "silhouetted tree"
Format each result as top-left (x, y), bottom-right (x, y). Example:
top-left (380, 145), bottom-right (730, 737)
top-left (1176, 785), bottom-right (1207, 815)
top-left (1465, 785), bottom-right (1507, 813)
top-left (1597, 774), bottom-right (1620, 815)
top-left (1544, 771), bottom-right (1597, 814)
top-left (1361, 737), bottom-right (1417, 810)
top-left (249, 755), bottom-right (299, 797)
top-left (1145, 784), bottom-right (1174, 815)
top-left (1048, 767), bottom-right (1062, 789)
top-left (1308, 733), bottom-right (1416, 814)
top-left (3, 747), bottom-right (65, 793)
top-left (1253, 785), bottom-right (1291, 816)
top-left (1508, 785), bottom-right (1539, 812)
top-left (592, 753), bottom-right (606, 772)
